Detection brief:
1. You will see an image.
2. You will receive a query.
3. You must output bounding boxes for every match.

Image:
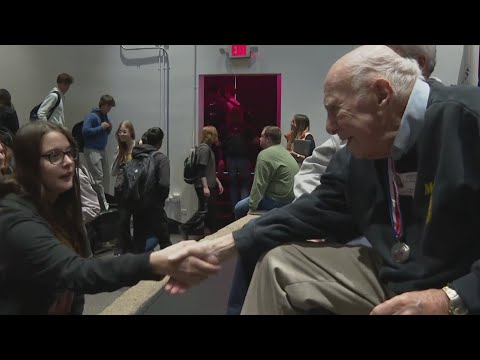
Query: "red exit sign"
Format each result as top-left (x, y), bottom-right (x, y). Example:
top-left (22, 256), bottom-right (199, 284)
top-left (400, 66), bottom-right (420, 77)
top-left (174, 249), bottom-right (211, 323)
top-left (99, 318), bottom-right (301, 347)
top-left (230, 45), bottom-right (250, 58)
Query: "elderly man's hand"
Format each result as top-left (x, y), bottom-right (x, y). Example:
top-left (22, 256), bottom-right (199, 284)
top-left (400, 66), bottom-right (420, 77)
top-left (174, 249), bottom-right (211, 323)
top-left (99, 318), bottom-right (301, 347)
top-left (149, 241), bottom-right (220, 291)
top-left (370, 289), bottom-right (450, 315)
top-left (163, 234), bottom-right (237, 294)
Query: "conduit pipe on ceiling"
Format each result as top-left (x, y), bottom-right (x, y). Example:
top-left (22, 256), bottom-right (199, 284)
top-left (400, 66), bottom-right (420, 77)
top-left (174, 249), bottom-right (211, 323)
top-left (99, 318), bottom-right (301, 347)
top-left (120, 45), bottom-right (170, 156)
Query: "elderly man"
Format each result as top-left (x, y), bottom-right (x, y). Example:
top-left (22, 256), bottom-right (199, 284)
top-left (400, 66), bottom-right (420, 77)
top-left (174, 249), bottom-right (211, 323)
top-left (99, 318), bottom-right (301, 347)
top-left (225, 45), bottom-right (440, 315)
top-left (294, 45), bottom-right (439, 199)
top-left (167, 45), bottom-right (480, 315)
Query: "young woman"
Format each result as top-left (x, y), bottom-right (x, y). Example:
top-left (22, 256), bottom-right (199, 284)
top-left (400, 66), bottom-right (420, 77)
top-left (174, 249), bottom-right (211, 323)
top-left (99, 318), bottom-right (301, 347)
top-left (111, 121), bottom-right (136, 255)
top-left (180, 126), bottom-right (224, 239)
top-left (111, 121), bottom-right (136, 179)
top-left (0, 122), bottom-right (219, 314)
top-left (284, 114), bottom-right (316, 164)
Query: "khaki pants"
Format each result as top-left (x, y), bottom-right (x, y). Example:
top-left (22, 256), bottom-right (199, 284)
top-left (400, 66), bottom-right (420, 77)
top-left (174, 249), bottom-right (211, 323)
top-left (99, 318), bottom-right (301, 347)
top-left (84, 148), bottom-right (109, 210)
top-left (241, 242), bottom-right (389, 315)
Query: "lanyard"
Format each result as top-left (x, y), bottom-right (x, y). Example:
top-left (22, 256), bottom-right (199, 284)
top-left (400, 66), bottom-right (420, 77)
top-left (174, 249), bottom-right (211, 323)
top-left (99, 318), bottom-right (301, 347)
top-left (386, 158), bottom-right (403, 240)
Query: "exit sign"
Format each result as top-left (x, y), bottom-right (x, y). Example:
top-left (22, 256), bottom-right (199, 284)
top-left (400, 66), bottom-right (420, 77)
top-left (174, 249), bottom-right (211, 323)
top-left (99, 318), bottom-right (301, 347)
top-left (229, 45), bottom-right (250, 58)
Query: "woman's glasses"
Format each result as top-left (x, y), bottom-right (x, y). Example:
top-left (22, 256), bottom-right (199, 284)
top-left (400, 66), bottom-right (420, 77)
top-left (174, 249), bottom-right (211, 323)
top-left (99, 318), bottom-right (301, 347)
top-left (41, 148), bottom-right (77, 165)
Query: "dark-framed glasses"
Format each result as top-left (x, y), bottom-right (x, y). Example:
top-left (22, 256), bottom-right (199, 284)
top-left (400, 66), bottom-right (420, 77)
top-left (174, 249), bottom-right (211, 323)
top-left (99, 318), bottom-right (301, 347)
top-left (41, 148), bottom-right (77, 165)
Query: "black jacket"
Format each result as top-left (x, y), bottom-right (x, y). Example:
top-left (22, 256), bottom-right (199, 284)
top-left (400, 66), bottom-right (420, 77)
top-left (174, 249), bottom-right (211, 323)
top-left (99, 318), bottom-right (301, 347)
top-left (234, 82), bottom-right (480, 314)
top-left (0, 106), bottom-right (19, 135)
top-left (0, 193), bottom-right (160, 314)
top-left (131, 144), bottom-right (170, 207)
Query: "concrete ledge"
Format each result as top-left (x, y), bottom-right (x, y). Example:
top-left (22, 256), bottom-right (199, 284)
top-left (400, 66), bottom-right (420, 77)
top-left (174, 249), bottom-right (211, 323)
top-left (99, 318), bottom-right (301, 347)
top-left (99, 214), bottom-right (259, 315)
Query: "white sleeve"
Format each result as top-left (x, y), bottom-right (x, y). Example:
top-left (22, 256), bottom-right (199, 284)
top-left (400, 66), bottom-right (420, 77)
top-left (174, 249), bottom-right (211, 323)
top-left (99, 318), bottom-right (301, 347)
top-left (78, 166), bottom-right (101, 224)
top-left (37, 92), bottom-right (59, 121)
top-left (293, 135), bottom-right (345, 199)
top-left (110, 147), bottom-right (121, 176)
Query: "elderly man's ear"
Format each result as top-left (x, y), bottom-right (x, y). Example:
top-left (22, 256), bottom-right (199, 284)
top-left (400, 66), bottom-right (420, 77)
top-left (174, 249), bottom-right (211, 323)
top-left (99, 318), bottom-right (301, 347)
top-left (374, 78), bottom-right (394, 108)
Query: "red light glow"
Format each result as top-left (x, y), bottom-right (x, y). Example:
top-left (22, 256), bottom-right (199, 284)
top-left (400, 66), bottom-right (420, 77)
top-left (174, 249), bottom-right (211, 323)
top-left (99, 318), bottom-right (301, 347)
top-left (231, 45), bottom-right (248, 57)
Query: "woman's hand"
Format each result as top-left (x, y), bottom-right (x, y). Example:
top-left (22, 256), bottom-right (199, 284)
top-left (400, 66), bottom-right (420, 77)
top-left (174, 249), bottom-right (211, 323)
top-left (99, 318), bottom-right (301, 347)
top-left (216, 178), bottom-right (224, 195)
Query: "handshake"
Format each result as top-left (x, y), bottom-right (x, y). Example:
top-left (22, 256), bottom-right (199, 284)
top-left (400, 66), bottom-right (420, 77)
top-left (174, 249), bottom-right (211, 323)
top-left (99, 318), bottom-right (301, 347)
top-left (148, 236), bottom-right (234, 294)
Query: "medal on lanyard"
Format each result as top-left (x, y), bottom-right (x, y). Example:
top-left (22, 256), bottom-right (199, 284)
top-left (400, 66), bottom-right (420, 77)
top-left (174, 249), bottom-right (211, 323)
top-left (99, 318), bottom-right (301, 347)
top-left (387, 158), bottom-right (410, 263)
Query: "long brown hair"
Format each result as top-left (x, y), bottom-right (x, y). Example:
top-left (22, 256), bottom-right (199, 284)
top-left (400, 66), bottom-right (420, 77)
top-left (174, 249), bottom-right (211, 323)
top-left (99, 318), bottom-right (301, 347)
top-left (115, 120), bottom-right (135, 164)
top-left (285, 114), bottom-right (311, 151)
top-left (291, 114), bottom-right (310, 140)
top-left (0, 122), bottom-right (85, 254)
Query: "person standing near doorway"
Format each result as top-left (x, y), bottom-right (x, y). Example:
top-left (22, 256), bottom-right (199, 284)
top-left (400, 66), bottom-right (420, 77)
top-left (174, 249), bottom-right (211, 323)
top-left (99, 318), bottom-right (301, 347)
top-left (221, 85), bottom-right (253, 210)
top-left (180, 126), bottom-right (224, 239)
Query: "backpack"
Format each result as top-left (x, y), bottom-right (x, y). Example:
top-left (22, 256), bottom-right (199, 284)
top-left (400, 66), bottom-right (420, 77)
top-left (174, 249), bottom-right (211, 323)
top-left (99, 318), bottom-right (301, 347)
top-left (30, 90), bottom-right (62, 122)
top-left (119, 152), bottom-right (155, 207)
top-left (72, 121), bottom-right (84, 152)
top-left (183, 144), bottom-right (207, 184)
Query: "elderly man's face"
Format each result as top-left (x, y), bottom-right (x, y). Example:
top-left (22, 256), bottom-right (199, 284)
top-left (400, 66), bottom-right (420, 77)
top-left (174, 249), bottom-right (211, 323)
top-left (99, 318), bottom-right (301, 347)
top-left (324, 68), bottom-right (397, 160)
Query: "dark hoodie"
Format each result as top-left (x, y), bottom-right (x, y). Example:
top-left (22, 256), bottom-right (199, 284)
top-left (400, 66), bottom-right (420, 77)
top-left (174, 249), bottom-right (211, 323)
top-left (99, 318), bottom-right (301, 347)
top-left (131, 144), bottom-right (170, 207)
top-left (0, 106), bottom-right (19, 135)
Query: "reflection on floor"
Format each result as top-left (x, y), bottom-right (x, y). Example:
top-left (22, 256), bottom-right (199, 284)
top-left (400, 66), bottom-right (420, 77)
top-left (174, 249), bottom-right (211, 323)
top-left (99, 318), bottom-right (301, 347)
top-left (83, 234), bottom-right (237, 315)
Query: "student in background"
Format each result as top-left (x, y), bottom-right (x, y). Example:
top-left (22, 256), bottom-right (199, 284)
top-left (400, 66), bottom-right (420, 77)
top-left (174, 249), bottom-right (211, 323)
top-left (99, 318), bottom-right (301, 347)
top-left (129, 127), bottom-right (172, 253)
top-left (0, 89), bottom-right (19, 135)
top-left (82, 95), bottom-right (114, 211)
top-left (37, 73), bottom-right (74, 127)
top-left (111, 120), bottom-right (136, 255)
top-left (284, 114), bottom-right (316, 164)
top-left (233, 126), bottom-right (298, 219)
top-left (179, 126), bottom-right (224, 239)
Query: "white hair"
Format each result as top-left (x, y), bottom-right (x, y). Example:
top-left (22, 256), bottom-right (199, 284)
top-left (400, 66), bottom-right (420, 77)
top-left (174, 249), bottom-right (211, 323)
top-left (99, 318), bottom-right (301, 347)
top-left (347, 46), bottom-right (422, 102)
top-left (389, 45), bottom-right (437, 77)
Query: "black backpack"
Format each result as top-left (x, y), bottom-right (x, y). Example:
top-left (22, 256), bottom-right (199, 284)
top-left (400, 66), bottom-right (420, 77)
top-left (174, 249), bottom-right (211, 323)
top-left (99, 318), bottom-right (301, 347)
top-left (183, 144), bottom-right (206, 184)
top-left (119, 153), bottom-right (154, 207)
top-left (30, 90), bottom-right (61, 122)
top-left (72, 121), bottom-right (84, 153)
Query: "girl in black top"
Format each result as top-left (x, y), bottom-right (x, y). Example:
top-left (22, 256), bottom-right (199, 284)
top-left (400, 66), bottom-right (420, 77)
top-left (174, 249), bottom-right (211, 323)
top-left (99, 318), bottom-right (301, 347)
top-left (0, 122), bottom-right (219, 314)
